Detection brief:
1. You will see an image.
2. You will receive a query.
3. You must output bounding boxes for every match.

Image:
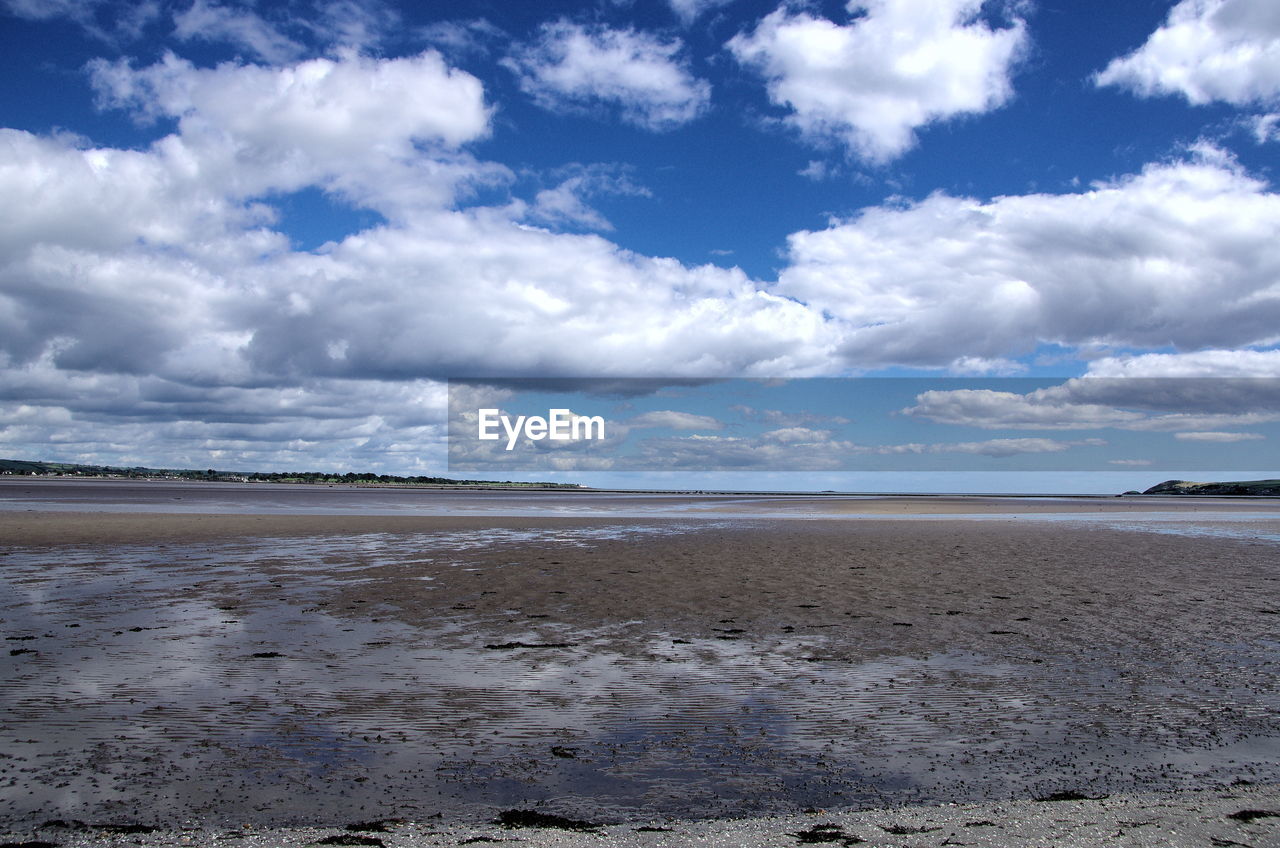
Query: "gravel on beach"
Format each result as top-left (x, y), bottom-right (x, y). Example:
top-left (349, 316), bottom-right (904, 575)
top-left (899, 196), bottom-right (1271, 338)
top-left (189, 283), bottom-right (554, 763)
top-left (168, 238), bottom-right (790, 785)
top-left (3, 783), bottom-right (1278, 847)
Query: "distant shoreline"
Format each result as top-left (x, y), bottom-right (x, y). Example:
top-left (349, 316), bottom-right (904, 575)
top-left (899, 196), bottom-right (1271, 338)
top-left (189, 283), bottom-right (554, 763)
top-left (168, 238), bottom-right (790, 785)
top-left (8, 458), bottom-right (1280, 499)
top-left (6, 473), bottom-right (1280, 499)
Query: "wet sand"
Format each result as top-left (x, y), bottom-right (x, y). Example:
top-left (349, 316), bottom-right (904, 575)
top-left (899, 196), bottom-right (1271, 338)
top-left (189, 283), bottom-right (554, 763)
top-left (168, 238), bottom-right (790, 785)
top-left (3, 494), bottom-right (1280, 844)
top-left (7, 476), bottom-right (1280, 522)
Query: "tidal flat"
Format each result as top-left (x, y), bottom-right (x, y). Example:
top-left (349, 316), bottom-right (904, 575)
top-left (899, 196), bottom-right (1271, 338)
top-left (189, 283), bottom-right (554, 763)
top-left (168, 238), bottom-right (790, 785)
top-left (1, 482), bottom-right (1279, 845)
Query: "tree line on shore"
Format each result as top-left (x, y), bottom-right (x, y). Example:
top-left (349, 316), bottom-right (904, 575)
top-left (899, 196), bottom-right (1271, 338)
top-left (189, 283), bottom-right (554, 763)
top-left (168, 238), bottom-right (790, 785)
top-left (0, 458), bottom-right (579, 488)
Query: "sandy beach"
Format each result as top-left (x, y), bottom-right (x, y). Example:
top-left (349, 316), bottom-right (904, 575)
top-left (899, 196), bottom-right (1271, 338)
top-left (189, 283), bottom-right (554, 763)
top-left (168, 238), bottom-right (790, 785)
top-left (3, 485), bottom-right (1279, 845)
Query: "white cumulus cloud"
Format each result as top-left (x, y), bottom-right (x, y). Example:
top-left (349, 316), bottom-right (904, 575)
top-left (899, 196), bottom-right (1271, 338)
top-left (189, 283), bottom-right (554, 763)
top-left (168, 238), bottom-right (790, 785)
top-left (503, 20), bottom-right (711, 130)
top-left (628, 410), bottom-right (726, 429)
top-left (87, 49), bottom-right (498, 218)
top-left (728, 0), bottom-right (1028, 161)
top-left (1173, 430), bottom-right (1264, 441)
top-left (0, 44), bottom-right (839, 473)
top-left (237, 211), bottom-right (834, 382)
top-left (1083, 348), bottom-right (1280, 378)
top-left (902, 380), bottom-right (1280, 433)
top-left (777, 149), bottom-right (1280, 367)
top-left (930, 437), bottom-right (1106, 457)
top-left (91, 49), bottom-right (491, 160)
top-left (903, 389), bottom-right (1146, 430)
top-left (173, 0), bottom-right (304, 63)
top-left (1095, 0), bottom-right (1280, 106)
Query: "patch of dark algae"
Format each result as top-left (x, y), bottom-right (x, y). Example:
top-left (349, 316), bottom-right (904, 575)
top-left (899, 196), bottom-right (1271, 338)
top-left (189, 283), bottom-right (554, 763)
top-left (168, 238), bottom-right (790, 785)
top-left (312, 835), bottom-right (385, 846)
top-left (494, 809), bottom-right (601, 832)
top-left (880, 823), bottom-right (939, 835)
top-left (344, 819), bottom-right (404, 833)
top-left (1036, 790), bottom-right (1110, 802)
top-left (313, 835), bottom-right (384, 848)
top-left (1227, 809), bottom-right (1280, 822)
top-left (790, 823), bottom-right (864, 844)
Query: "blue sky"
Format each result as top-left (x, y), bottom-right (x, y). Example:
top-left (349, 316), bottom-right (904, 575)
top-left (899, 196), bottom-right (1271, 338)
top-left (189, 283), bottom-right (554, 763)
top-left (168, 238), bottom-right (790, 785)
top-left (1, 0), bottom-right (1278, 490)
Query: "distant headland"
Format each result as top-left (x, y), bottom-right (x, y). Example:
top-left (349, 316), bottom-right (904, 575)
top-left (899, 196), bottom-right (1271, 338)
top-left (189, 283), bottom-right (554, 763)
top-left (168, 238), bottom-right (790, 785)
top-left (1140, 479), bottom-right (1280, 497)
top-left (0, 457), bottom-right (580, 489)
